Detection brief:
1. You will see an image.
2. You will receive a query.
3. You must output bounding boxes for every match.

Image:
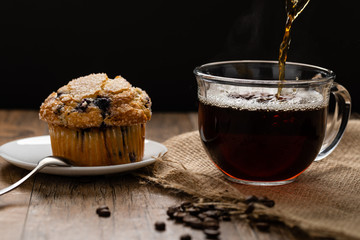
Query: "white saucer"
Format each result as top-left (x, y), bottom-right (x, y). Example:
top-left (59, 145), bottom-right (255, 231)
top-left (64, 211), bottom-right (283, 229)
top-left (0, 136), bottom-right (167, 176)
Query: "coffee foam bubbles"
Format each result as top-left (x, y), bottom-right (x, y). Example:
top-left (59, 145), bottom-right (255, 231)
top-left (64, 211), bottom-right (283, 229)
top-left (199, 86), bottom-right (327, 111)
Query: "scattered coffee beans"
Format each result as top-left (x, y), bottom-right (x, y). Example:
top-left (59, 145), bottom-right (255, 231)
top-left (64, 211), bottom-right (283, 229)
top-left (162, 201), bottom-right (231, 239)
top-left (96, 206), bottom-right (111, 218)
top-left (156, 196), bottom-right (278, 239)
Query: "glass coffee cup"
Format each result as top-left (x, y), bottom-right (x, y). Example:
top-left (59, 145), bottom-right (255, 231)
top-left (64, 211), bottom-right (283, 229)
top-left (194, 60), bottom-right (351, 186)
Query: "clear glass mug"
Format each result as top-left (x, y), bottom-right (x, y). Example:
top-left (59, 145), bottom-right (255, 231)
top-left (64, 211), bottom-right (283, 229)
top-left (194, 60), bottom-right (351, 186)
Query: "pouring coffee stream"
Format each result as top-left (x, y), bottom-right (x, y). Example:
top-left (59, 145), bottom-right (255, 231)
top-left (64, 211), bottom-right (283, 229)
top-left (277, 0), bottom-right (311, 98)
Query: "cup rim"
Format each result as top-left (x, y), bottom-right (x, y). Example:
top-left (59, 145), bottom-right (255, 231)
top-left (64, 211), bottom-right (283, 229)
top-left (194, 60), bottom-right (335, 86)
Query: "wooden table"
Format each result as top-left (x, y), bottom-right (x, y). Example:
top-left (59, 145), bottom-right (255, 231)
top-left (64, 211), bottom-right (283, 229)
top-left (0, 110), bottom-right (303, 240)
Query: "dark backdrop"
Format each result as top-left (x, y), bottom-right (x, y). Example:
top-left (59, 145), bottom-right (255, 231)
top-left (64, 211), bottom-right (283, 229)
top-left (1, 0), bottom-right (359, 112)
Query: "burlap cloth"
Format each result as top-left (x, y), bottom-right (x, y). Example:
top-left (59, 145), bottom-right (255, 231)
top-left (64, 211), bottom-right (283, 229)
top-left (137, 119), bottom-right (360, 240)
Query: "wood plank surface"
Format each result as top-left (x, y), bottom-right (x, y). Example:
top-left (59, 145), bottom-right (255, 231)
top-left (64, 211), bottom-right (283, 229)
top-left (0, 110), bottom-right (301, 240)
top-left (0, 110), bottom-right (49, 240)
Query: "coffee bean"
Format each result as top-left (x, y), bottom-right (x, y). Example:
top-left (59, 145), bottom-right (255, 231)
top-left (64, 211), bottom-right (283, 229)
top-left (183, 215), bottom-right (198, 225)
top-left (186, 207), bottom-right (201, 216)
top-left (197, 213), bottom-right (207, 220)
top-left (208, 204), bottom-right (216, 209)
top-left (203, 229), bottom-right (220, 239)
top-left (168, 205), bottom-right (180, 211)
top-left (180, 234), bottom-right (192, 240)
top-left (203, 217), bottom-right (217, 223)
top-left (214, 206), bottom-right (226, 212)
top-left (214, 206), bottom-right (233, 216)
top-left (260, 199), bottom-right (275, 208)
top-left (245, 195), bottom-right (275, 208)
top-left (203, 210), bottom-right (220, 219)
top-left (166, 206), bottom-right (179, 219)
top-left (181, 201), bottom-right (193, 210)
top-left (154, 221), bottom-right (166, 231)
top-left (174, 211), bottom-right (187, 222)
top-left (244, 202), bottom-right (255, 214)
top-left (255, 222), bottom-right (270, 232)
top-left (203, 218), bottom-right (219, 230)
top-left (186, 217), bottom-right (203, 229)
top-left (220, 214), bottom-right (231, 221)
top-left (203, 222), bottom-right (219, 230)
top-left (96, 206), bottom-right (111, 217)
top-left (245, 195), bottom-right (259, 204)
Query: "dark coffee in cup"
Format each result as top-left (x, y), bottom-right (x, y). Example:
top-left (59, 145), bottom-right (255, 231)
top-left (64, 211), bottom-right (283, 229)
top-left (198, 90), bottom-right (327, 182)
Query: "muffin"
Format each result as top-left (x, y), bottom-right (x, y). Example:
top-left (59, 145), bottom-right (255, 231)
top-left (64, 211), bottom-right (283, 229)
top-left (39, 73), bottom-right (151, 166)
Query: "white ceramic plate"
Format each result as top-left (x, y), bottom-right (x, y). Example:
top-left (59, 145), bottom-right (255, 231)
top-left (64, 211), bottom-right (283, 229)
top-left (0, 136), bottom-right (167, 176)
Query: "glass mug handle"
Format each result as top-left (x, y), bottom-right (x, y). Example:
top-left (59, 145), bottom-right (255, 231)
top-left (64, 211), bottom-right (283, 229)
top-left (316, 82), bottom-right (352, 161)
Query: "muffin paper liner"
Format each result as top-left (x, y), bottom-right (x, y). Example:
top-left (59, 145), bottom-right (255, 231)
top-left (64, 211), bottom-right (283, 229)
top-left (48, 124), bottom-right (145, 166)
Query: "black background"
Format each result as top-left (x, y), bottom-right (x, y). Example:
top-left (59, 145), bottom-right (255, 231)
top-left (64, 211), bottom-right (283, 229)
top-left (0, 0), bottom-right (359, 113)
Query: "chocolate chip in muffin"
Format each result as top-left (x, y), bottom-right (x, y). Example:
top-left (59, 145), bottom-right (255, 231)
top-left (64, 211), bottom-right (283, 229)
top-left (54, 104), bottom-right (64, 115)
top-left (145, 97), bottom-right (151, 109)
top-left (129, 152), bottom-right (136, 162)
top-left (93, 97), bottom-right (111, 115)
top-left (75, 99), bottom-right (92, 113)
top-left (74, 97), bottom-right (110, 117)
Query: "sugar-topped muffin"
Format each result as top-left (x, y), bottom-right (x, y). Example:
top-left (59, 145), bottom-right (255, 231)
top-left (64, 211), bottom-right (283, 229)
top-left (39, 73), bottom-right (151, 166)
